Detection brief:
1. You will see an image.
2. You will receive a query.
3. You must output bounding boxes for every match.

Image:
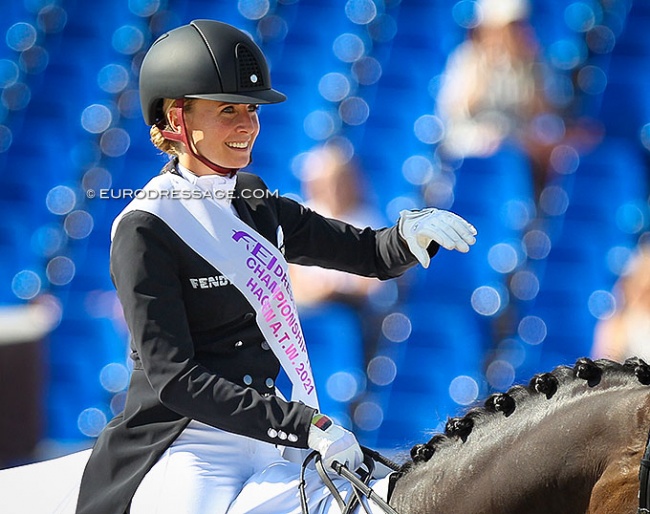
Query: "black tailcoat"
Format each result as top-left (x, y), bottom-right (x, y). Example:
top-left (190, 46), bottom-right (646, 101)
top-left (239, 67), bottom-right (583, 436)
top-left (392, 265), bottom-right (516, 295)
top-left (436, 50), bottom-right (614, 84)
top-left (75, 167), bottom-right (426, 514)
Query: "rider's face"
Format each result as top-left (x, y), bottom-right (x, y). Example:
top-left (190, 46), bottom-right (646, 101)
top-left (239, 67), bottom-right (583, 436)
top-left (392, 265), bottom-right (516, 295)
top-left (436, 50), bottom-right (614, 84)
top-left (179, 99), bottom-right (260, 175)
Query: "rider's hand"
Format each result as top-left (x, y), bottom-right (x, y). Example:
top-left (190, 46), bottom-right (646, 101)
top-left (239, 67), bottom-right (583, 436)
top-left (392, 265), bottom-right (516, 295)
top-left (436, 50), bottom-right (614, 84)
top-left (307, 413), bottom-right (363, 473)
top-left (398, 208), bottom-right (477, 268)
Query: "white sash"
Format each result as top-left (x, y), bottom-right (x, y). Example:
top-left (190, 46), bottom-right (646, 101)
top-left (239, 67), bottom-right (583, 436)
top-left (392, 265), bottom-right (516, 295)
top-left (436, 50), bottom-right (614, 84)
top-left (111, 173), bottom-right (319, 409)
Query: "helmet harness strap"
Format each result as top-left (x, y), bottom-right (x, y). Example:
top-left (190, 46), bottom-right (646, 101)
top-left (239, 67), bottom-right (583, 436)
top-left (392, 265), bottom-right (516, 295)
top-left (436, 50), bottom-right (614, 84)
top-left (160, 99), bottom-right (239, 177)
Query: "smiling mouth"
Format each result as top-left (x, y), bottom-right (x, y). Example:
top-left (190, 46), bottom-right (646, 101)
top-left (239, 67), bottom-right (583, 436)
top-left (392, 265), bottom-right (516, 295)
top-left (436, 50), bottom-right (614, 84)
top-left (226, 142), bottom-right (249, 149)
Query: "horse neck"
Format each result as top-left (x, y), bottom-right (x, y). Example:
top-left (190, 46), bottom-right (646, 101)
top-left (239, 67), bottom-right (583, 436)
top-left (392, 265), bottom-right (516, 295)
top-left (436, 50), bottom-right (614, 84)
top-left (391, 385), bottom-right (650, 514)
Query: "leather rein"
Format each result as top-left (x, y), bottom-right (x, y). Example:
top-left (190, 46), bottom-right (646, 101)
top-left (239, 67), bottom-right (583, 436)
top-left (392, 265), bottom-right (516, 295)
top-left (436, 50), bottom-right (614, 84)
top-left (299, 447), bottom-right (401, 514)
top-left (640, 429), bottom-right (650, 514)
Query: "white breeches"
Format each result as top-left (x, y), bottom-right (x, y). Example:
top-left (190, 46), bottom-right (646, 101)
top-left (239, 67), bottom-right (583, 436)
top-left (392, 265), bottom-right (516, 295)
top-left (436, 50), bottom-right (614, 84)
top-left (0, 420), bottom-right (390, 514)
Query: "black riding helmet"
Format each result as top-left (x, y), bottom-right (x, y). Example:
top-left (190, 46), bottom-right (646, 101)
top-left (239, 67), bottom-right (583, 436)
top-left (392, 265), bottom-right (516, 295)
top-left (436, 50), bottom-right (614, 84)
top-left (139, 19), bottom-right (286, 126)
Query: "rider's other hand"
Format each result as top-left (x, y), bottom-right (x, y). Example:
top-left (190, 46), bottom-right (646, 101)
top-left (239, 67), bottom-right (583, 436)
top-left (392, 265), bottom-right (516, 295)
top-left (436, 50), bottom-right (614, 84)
top-left (307, 413), bottom-right (363, 473)
top-left (398, 208), bottom-right (477, 268)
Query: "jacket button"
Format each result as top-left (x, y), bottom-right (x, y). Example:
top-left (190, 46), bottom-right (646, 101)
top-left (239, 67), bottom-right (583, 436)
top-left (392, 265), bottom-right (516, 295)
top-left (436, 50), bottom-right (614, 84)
top-left (261, 341), bottom-right (270, 350)
top-left (243, 374), bottom-right (253, 385)
top-left (265, 378), bottom-right (274, 388)
top-left (277, 431), bottom-right (288, 440)
top-left (288, 434), bottom-right (298, 443)
top-left (267, 428), bottom-right (278, 438)
top-left (235, 341), bottom-right (244, 348)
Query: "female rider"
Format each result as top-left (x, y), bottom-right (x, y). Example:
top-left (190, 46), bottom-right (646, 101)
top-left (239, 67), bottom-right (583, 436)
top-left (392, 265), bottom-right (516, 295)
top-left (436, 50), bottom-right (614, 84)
top-left (74, 19), bottom-right (477, 514)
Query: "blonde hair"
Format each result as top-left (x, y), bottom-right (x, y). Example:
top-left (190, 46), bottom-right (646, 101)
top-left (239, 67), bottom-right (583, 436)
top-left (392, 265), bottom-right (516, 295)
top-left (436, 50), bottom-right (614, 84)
top-left (149, 98), bottom-right (195, 155)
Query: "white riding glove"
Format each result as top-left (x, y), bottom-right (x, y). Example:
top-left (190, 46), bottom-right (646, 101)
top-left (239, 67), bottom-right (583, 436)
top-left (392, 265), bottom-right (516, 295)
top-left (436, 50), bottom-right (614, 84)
top-left (307, 413), bottom-right (363, 473)
top-left (398, 208), bottom-right (477, 268)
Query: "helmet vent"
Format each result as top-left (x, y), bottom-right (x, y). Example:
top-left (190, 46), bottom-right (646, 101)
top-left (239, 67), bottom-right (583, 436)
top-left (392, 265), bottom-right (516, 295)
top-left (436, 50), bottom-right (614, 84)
top-left (236, 44), bottom-right (266, 90)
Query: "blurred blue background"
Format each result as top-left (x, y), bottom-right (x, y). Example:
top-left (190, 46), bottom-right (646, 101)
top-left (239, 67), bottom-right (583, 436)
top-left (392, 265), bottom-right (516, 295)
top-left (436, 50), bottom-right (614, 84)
top-left (0, 0), bottom-right (649, 465)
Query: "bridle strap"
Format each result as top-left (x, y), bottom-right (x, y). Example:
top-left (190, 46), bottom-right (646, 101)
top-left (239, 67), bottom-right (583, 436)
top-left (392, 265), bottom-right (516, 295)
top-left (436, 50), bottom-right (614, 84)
top-left (639, 428), bottom-right (650, 514)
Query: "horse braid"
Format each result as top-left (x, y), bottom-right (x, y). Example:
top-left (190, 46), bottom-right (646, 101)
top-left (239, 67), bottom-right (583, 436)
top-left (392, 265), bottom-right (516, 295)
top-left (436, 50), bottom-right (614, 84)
top-left (445, 416), bottom-right (474, 442)
top-left (529, 372), bottom-right (559, 399)
top-left (624, 356), bottom-right (650, 385)
top-left (484, 393), bottom-right (516, 416)
top-left (573, 357), bottom-right (602, 386)
top-left (411, 443), bottom-right (435, 463)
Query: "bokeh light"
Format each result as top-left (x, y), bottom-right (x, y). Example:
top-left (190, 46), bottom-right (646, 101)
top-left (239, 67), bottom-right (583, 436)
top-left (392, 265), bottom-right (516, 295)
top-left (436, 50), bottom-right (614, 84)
top-left (37, 5), bottom-right (68, 34)
top-left (402, 155), bottom-right (434, 186)
top-left (588, 290), bottom-right (616, 320)
top-left (449, 375), bottom-right (479, 405)
top-left (318, 72), bottom-right (351, 103)
top-left (471, 286), bottom-right (502, 316)
top-left (304, 110), bottom-right (339, 140)
top-left (381, 312), bottom-right (412, 342)
top-left (2, 83), bottom-right (31, 111)
top-left (351, 56), bottom-right (382, 85)
top-left (326, 371), bottom-right (360, 402)
top-left (413, 115), bottom-right (444, 145)
top-left (238, 0), bottom-right (271, 20)
top-left (6, 22), bottom-right (38, 52)
top-left (46, 256), bottom-right (76, 286)
top-left (64, 210), bottom-right (94, 239)
top-left (333, 33), bottom-right (365, 63)
top-left (77, 408), bottom-right (107, 437)
top-left (339, 96), bottom-right (369, 125)
top-left (0, 59), bottom-right (20, 88)
top-left (353, 401), bottom-right (384, 431)
top-left (488, 243), bottom-right (519, 274)
top-left (345, 0), bottom-right (378, 25)
top-left (523, 230), bottom-right (551, 260)
top-left (539, 185), bottom-right (569, 216)
top-left (98, 64), bottom-right (130, 94)
top-left (46, 185), bottom-right (76, 215)
top-left (510, 270), bottom-right (540, 301)
top-left (12, 270), bottom-right (42, 300)
top-left (367, 355), bottom-right (397, 386)
top-left (486, 360), bottom-right (515, 390)
top-left (100, 363), bottom-right (130, 392)
top-left (81, 104), bottom-right (113, 134)
top-left (100, 127), bottom-right (131, 157)
top-left (518, 316), bottom-right (547, 345)
top-left (128, 0), bottom-right (161, 17)
top-left (112, 25), bottom-right (145, 55)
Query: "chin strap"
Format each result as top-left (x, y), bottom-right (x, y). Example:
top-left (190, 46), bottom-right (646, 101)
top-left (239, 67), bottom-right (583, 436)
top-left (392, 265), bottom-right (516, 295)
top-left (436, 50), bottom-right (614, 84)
top-left (160, 99), bottom-right (240, 177)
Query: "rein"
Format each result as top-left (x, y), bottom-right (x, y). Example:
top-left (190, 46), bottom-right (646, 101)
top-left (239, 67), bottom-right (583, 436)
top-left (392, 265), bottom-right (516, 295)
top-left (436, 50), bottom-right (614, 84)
top-left (299, 447), bottom-right (401, 514)
top-left (639, 428), bottom-right (650, 514)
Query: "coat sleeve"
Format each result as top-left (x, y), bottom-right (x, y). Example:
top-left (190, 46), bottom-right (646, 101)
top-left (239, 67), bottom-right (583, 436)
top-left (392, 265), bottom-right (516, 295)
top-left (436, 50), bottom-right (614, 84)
top-left (273, 193), bottom-right (434, 279)
top-left (110, 210), bottom-right (316, 447)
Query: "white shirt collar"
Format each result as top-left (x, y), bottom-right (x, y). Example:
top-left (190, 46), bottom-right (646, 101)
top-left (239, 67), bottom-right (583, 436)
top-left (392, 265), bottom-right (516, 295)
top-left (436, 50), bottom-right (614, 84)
top-left (176, 163), bottom-right (239, 212)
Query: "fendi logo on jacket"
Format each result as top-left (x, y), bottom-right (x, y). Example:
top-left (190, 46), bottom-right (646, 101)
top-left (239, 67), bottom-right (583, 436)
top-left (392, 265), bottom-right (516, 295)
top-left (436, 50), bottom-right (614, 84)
top-left (189, 275), bottom-right (231, 289)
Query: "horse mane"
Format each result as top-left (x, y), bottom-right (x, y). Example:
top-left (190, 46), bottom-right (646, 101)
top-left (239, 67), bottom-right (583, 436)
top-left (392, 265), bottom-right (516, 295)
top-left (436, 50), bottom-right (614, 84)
top-left (402, 356), bottom-right (650, 471)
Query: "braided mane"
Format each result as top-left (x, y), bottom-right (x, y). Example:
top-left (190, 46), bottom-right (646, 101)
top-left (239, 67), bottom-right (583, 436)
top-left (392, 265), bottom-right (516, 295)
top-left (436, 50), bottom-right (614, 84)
top-left (403, 356), bottom-right (650, 471)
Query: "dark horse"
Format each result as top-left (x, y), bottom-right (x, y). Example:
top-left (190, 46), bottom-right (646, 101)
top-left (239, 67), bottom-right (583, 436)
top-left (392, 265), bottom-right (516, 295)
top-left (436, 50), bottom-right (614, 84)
top-left (388, 357), bottom-right (650, 514)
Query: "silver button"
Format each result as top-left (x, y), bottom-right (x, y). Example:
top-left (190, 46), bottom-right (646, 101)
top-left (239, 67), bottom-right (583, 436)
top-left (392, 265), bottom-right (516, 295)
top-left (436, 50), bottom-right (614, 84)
top-left (265, 378), bottom-right (274, 388)
top-left (288, 434), bottom-right (298, 443)
top-left (235, 341), bottom-right (244, 348)
top-left (277, 431), bottom-right (287, 440)
top-left (261, 341), bottom-right (270, 350)
top-left (243, 374), bottom-right (253, 385)
top-left (267, 428), bottom-right (278, 438)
